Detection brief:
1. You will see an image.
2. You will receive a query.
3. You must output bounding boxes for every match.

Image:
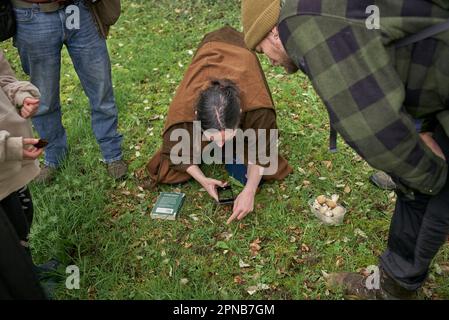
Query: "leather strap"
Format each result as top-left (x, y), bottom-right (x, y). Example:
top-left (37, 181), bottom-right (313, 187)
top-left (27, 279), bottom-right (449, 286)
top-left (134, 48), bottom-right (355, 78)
top-left (395, 20), bottom-right (449, 48)
top-left (11, 0), bottom-right (73, 12)
top-left (329, 125), bottom-right (338, 153)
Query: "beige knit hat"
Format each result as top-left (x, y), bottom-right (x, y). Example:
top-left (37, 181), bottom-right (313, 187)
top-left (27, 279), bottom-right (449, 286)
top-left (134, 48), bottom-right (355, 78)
top-left (241, 0), bottom-right (281, 50)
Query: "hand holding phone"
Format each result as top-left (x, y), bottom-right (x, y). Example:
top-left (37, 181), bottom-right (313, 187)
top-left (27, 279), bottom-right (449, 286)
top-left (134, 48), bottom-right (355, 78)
top-left (33, 139), bottom-right (48, 149)
top-left (217, 185), bottom-right (235, 205)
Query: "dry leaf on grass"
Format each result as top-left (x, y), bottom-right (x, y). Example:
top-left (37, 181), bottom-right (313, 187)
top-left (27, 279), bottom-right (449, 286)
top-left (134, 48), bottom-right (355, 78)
top-left (246, 283), bottom-right (270, 296)
top-left (250, 238), bottom-right (262, 256)
top-left (239, 259), bottom-right (251, 268)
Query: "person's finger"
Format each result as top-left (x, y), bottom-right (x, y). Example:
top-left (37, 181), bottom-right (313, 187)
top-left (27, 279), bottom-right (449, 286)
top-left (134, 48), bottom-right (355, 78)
top-left (211, 179), bottom-right (226, 187)
top-left (237, 210), bottom-right (250, 221)
top-left (228, 204), bottom-right (244, 224)
top-left (23, 138), bottom-right (40, 146)
top-left (210, 189), bottom-right (219, 202)
top-left (206, 185), bottom-right (219, 201)
top-left (24, 97), bottom-right (39, 104)
top-left (226, 211), bottom-right (239, 225)
top-left (21, 111), bottom-right (29, 119)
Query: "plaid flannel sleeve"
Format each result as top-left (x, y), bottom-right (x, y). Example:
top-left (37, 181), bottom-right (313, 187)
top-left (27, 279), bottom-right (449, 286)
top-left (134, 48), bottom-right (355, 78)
top-left (279, 15), bottom-right (448, 195)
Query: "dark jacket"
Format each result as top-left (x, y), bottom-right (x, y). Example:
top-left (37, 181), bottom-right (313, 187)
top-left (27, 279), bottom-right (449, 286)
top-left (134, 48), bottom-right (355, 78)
top-left (279, 0), bottom-right (449, 195)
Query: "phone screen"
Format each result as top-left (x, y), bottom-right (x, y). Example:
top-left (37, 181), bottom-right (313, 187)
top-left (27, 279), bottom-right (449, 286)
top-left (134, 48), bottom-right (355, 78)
top-left (218, 186), bottom-right (234, 204)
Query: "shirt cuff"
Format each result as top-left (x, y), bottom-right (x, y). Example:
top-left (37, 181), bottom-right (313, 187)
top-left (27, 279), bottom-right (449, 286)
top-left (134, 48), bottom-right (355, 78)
top-left (5, 137), bottom-right (23, 161)
top-left (14, 92), bottom-right (36, 108)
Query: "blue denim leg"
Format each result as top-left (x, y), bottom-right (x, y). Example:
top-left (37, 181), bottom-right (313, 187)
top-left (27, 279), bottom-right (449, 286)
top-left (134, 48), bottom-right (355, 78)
top-left (225, 163), bottom-right (248, 185)
top-left (65, 0), bottom-right (123, 163)
top-left (13, 1), bottom-right (123, 166)
top-left (13, 6), bottom-right (67, 168)
top-left (224, 156), bottom-right (264, 186)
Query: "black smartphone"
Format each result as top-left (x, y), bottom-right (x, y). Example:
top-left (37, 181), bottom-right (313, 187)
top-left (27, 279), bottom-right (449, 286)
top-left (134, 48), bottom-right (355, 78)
top-left (34, 139), bottom-right (49, 149)
top-left (217, 185), bottom-right (234, 205)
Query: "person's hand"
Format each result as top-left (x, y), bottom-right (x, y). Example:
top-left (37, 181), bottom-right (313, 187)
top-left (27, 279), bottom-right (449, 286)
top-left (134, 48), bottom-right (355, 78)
top-left (227, 187), bottom-right (256, 225)
top-left (20, 97), bottom-right (39, 119)
top-left (200, 177), bottom-right (227, 201)
top-left (420, 132), bottom-right (446, 160)
top-left (23, 138), bottom-right (43, 160)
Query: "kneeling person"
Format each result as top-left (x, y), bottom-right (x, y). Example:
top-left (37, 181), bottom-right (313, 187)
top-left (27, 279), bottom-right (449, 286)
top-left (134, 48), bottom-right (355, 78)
top-left (145, 26), bottom-right (292, 224)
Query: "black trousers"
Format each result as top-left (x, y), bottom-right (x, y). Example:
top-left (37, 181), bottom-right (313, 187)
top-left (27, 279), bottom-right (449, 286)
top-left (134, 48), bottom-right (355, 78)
top-left (381, 126), bottom-right (449, 291)
top-left (0, 189), bottom-right (46, 300)
top-left (0, 187), bottom-right (34, 242)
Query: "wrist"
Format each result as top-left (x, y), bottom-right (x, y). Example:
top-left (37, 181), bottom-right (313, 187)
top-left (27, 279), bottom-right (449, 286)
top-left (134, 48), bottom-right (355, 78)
top-left (243, 185), bottom-right (257, 195)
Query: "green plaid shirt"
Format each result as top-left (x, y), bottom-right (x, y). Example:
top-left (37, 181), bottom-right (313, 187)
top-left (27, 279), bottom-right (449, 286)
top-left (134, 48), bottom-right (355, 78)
top-left (279, 0), bottom-right (449, 195)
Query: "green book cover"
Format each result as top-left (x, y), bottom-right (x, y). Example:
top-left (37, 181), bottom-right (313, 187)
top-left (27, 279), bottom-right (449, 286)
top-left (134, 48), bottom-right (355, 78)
top-left (151, 192), bottom-right (185, 220)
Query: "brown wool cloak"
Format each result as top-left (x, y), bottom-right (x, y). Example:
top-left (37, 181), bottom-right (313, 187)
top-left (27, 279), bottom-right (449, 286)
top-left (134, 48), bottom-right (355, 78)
top-left (146, 26), bottom-right (292, 185)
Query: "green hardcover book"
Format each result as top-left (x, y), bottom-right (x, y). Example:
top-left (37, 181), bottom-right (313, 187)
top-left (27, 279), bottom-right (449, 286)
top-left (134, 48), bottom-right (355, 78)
top-left (151, 192), bottom-right (185, 220)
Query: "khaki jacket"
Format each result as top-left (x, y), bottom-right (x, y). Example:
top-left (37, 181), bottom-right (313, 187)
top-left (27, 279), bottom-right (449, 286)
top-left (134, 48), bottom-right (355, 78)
top-left (0, 51), bottom-right (40, 200)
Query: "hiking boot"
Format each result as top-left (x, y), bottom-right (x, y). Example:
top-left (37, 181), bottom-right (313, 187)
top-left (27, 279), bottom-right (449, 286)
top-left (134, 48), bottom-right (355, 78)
top-left (141, 177), bottom-right (156, 190)
top-left (34, 165), bottom-right (58, 184)
top-left (107, 160), bottom-right (128, 180)
top-left (326, 267), bottom-right (417, 300)
top-left (369, 171), bottom-right (397, 190)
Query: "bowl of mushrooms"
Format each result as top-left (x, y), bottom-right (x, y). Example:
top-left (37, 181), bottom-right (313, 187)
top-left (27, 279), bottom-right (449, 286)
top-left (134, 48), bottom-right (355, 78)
top-left (309, 194), bottom-right (346, 226)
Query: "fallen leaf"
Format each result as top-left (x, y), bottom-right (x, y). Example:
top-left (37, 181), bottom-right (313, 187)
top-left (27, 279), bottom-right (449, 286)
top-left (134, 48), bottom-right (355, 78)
top-left (301, 243), bottom-right (310, 253)
top-left (239, 259), bottom-right (251, 268)
top-left (440, 264), bottom-right (449, 274)
top-left (336, 256), bottom-right (344, 268)
top-left (354, 228), bottom-right (368, 239)
top-left (250, 238), bottom-right (262, 256)
top-left (322, 161), bottom-right (333, 170)
top-left (189, 214), bottom-right (199, 221)
top-left (246, 286), bottom-right (258, 295)
top-left (246, 283), bottom-right (270, 296)
top-left (183, 242), bottom-right (192, 249)
top-left (218, 231), bottom-right (233, 241)
top-left (234, 276), bottom-right (245, 285)
top-left (344, 185), bottom-right (351, 193)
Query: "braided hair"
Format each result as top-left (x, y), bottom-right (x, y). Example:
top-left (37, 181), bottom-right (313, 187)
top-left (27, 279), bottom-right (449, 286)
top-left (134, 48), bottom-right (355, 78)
top-left (196, 79), bottom-right (241, 131)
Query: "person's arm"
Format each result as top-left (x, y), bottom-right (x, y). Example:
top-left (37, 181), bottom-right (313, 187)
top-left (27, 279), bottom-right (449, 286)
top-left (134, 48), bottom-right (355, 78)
top-left (0, 51), bottom-right (40, 117)
top-left (279, 15), bottom-right (447, 195)
top-left (0, 131), bottom-right (43, 163)
top-left (0, 130), bottom-right (22, 163)
top-left (162, 123), bottom-right (226, 200)
top-left (227, 163), bottom-right (263, 224)
top-left (226, 108), bottom-right (276, 224)
top-left (186, 165), bottom-right (226, 201)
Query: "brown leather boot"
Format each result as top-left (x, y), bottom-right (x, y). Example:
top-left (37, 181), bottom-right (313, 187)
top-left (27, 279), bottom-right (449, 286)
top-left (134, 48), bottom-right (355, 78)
top-left (34, 165), bottom-right (58, 184)
top-left (326, 267), bottom-right (417, 300)
top-left (107, 160), bottom-right (128, 180)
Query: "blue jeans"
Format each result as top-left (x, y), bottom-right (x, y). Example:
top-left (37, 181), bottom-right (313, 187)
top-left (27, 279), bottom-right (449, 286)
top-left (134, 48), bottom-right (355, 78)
top-left (13, 0), bottom-right (123, 167)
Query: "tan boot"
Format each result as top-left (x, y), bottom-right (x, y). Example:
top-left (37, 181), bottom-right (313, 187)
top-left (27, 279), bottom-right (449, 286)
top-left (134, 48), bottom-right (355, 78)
top-left (34, 165), bottom-right (58, 184)
top-left (326, 267), bottom-right (417, 300)
top-left (107, 160), bottom-right (128, 180)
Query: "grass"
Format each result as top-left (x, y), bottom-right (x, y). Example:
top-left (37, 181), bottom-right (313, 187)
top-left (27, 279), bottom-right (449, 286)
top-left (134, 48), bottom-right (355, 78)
top-left (1, 0), bottom-right (448, 300)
